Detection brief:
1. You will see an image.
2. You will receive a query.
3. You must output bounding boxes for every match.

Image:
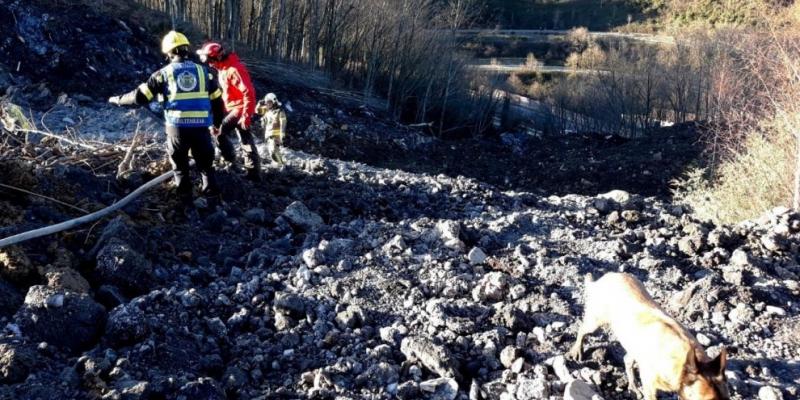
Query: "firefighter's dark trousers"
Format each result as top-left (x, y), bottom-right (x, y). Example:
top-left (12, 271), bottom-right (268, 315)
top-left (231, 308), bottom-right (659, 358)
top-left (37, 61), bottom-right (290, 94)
top-left (166, 125), bottom-right (218, 202)
top-left (218, 111), bottom-right (261, 173)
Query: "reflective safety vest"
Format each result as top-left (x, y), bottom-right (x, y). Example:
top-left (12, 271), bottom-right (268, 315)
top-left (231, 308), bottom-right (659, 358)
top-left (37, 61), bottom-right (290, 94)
top-left (161, 62), bottom-right (212, 127)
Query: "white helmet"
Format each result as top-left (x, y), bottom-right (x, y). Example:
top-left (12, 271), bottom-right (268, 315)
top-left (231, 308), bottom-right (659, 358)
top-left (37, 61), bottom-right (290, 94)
top-left (264, 93), bottom-right (280, 106)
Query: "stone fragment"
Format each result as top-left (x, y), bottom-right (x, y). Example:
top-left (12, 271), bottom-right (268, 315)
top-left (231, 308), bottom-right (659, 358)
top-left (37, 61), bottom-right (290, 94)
top-left (401, 336), bottom-right (460, 379)
top-left (282, 201), bottom-right (324, 231)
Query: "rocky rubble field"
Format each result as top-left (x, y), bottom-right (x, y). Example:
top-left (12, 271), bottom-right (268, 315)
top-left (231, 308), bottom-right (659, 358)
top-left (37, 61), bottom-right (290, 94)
top-left (0, 129), bottom-right (798, 399)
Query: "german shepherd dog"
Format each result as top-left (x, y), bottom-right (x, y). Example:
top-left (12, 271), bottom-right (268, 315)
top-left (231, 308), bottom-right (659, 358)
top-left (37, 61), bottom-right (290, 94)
top-left (568, 273), bottom-right (730, 400)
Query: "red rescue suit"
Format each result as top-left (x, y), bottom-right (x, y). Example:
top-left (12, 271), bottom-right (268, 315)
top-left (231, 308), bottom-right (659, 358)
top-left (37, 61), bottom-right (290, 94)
top-left (209, 52), bottom-right (256, 128)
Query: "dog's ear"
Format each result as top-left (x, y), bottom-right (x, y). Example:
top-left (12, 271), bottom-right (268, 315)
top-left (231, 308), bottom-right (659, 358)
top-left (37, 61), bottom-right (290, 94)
top-left (700, 348), bottom-right (727, 378)
top-left (684, 349), bottom-right (699, 377)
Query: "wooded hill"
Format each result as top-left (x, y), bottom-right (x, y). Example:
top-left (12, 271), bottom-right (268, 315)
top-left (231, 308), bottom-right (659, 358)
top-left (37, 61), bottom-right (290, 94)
top-left (135, 0), bottom-right (496, 136)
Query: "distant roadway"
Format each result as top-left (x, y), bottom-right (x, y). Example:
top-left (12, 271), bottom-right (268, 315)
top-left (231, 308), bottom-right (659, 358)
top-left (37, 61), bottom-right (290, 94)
top-left (455, 29), bottom-right (675, 45)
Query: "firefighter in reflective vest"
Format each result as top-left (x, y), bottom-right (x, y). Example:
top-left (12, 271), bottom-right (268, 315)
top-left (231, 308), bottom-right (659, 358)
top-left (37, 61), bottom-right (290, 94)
top-left (196, 42), bottom-right (261, 181)
top-left (108, 31), bottom-right (225, 205)
top-left (256, 93), bottom-right (287, 165)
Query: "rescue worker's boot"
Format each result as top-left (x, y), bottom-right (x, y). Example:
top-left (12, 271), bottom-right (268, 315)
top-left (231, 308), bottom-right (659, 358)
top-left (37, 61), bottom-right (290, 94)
top-left (201, 172), bottom-right (221, 197)
top-left (272, 146), bottom-right (284, 166)
top-left (245, 167), bottom-right (261, 182)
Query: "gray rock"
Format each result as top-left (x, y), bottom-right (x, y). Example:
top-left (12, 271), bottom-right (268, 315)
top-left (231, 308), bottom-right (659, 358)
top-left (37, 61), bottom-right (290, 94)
top-left (0, 343), bottom-right (35, 383)
top-left (678, 234), bottom-right (704, 257)
top-left (15, 285), bottom-right (106, 352)
top-left (592, 197), bottom-right (613, 213)
top-left (319, 238), bottom-right (355, 263)
top-left (419, 377), bottom-right (458, 400)
top-left (765, 305), bottom-right (786, 317)
top-left (500, 346), bottom-right (520, 369)
top-left (433, 220), bottom-right (464, 250)
top-left (564, 379), bottom-right (604, 400)
top-left (180, 289), bottom-right (203, 308)
top-left (401, 336), bottom-right (461, 379)
top-left (302, 248), bottom-right (324, 268)
top-left (383, 235), bottom-right (407, 252)
top-left (468, 247), bottom-right (488, 265)
top-left (731, 249), bottom-right (753, 267)
top-left (43, 267), bottom-right (90, 293)
top-left (89, 216), bottom-right (144, 256)
top-left (721, 266), bottom-right (744, 286)
top-left (206, 317), bottom-right (228, 338)
top-left (729, 303), bottom-right (755, 325)
top-left (516, 377), bottom-right (549, 400)
top-left (380, 324), bottom-right (408, 346)
top-left (761, 233), bottom-right (786, 252)
top-left (117, 380), bottom-right (151, 400)
top-left (426, 298), bottom-right (489, 334)
top-left (335, 305), bottom-right (364, 329)
top-left (759, 386), bottom-right (784, 400)
top-left (244, 208), bottom-right (267, 223)
top-left (282, 201), bottom-right (324, 231)
top-left (397, 381), bottom-right (421, 400)
top-left (177, 377), bottom-right (225, 400)
top-left (598, 190), bottom-right (634, 209)
top-left (552, 355), bottom-right (572, 383)
top-left (96, 238), bottom-right (154, 295)
top-left (472, 272), bottom-right (509, 302)
top-left (273, 293), bottom-right (306, 318)
top-left (105, 303), bottom-right (148, 347)
top-left (0, 246), bottom-right (34, 283)
top-left (222, 366), bottom-right (249, 391)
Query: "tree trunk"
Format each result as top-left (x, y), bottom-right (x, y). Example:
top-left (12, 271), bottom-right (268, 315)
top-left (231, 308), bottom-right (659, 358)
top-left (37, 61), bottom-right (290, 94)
top-left (794, 134), bottom-right (800, 211)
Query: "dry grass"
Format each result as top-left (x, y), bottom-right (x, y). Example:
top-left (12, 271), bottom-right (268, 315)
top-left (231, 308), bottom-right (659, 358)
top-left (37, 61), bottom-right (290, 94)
top-left (673, 11), bottom-right (800, 224)
top-left (673, 126), bottom-right (794, 224)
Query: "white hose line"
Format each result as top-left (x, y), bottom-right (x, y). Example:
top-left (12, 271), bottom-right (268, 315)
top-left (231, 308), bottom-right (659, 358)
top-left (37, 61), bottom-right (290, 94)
top-left (0, 171), bottom-right (174, 249)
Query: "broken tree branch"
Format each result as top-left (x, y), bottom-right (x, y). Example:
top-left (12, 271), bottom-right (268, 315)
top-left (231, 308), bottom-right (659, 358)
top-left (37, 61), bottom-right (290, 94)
top-left (14, 128), bottom-right (98, 150)
top-left (118, 126), bottom-right (142, 179)
top-left (0, 183), bottom-right (89, 214)
top-left (0, 170), bottom-right (174, 249)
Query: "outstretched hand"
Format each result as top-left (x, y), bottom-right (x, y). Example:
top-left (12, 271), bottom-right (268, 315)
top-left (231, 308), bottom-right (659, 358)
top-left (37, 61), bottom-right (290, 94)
top-left (108, 96), bottom-right (121, 106)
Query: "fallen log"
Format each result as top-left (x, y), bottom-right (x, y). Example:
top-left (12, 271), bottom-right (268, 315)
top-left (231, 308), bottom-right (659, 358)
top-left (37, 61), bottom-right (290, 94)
top-left (0, 170), bottom-right (173, 248)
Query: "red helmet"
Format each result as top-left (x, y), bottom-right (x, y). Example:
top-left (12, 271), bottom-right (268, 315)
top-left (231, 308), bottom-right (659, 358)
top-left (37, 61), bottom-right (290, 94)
top-left (196, 42), bottom-right (224, 62)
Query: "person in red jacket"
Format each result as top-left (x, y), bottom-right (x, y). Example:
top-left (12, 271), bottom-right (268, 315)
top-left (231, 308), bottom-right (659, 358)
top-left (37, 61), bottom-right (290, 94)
top-left (197, 42), bottom-right (261, 181)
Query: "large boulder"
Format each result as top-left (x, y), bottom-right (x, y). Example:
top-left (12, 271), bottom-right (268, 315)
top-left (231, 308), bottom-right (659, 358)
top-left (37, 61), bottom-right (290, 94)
top-left (400, 336), bottom-right (461, 379)
top-left (96, 238), bottom-right (154, 295)
top-left (43, 267), bottom-right (90, 293)
top-left (282, 201), bottom-right (324, 231)
top-left (104, 302), bottom-right (149, 347)
top-left (90, 216), bottom-right (145, 255)
top-left (14, 285), bottom-right (106, 352)
top-left (597, 190), bottom-right (640, 210)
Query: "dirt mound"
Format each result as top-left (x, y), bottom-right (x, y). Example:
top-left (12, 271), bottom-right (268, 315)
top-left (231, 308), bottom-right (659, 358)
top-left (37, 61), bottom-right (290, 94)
top-left (0, 0), bottom-right (161, 99)
top-left (280, 88), bottom-right (701, 198)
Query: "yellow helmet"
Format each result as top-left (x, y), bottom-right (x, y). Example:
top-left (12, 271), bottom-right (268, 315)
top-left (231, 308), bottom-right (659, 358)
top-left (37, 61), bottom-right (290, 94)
top-left (161, 31), bottom-right (190, 54)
